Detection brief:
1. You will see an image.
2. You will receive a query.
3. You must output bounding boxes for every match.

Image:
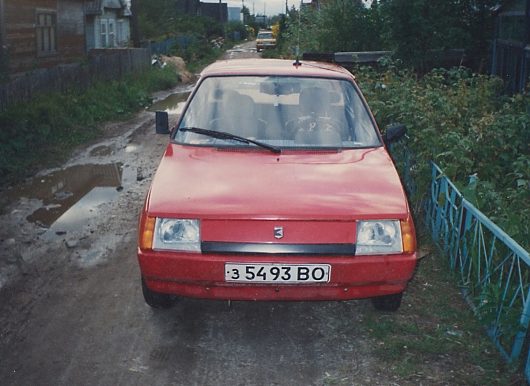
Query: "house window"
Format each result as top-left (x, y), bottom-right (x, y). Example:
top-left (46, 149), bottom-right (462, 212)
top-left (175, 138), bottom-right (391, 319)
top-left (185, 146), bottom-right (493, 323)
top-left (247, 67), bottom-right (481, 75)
top-left (100, 19), bottom-right (116, 48)
top-left (100, 19), bottom-right (107, 47)
top-left (36, 11), bottom-right (57, 56)
top-left (117, 20), bottom-right (124, 46)
top-left (108, 19), bottom-right (115, 47)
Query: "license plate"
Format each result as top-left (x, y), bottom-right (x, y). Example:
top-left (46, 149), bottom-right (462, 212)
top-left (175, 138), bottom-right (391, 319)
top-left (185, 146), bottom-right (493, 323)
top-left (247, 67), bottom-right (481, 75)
top-left (225, 263), bottom-right (331, 283)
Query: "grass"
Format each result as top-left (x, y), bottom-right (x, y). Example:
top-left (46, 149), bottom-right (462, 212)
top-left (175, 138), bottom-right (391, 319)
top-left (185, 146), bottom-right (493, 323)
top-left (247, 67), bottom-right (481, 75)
top-left (358, 233), bottom-right (524, 384)
top-left (0, 65), bottom-right (179, 185)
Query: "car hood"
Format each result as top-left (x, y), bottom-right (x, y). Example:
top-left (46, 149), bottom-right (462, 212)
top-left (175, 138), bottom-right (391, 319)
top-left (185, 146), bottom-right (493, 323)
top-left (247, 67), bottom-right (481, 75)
top-left (146, 144), bottom-right (409, 220)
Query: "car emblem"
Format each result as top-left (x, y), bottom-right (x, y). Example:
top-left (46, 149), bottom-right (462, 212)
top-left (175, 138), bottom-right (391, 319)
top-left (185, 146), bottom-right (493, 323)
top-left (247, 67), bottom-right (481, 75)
top-left (274, 226), bottom-right (284, 239)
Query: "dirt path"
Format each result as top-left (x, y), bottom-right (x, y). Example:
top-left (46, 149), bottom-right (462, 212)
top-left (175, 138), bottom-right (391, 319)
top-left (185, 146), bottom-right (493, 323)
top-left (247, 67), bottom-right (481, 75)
top-left (222, 40), bottom-right (260, 60)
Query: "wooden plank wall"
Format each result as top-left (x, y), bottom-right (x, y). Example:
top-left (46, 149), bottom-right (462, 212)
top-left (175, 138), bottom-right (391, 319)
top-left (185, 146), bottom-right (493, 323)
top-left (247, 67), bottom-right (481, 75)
top-left (4, 0), bottom-right (86, 73)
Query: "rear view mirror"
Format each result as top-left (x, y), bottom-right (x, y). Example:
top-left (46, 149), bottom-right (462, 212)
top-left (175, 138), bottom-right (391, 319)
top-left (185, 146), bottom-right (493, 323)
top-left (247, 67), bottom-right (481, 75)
top-left (384, 123), bottom-right (406, 144)
top-left (260, 81), bottom-right (300, 95)
top-left (155, 111), bottom-right (170, 134)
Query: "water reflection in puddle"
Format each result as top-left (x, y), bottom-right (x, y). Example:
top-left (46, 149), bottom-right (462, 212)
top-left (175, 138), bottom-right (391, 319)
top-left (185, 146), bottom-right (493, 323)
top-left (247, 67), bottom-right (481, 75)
top-left (148, 91), bottom-right (191, 115)
top-left (42, 187), bottom-right (119, 234)
top-left (10, 163), bottom-right (123, 234)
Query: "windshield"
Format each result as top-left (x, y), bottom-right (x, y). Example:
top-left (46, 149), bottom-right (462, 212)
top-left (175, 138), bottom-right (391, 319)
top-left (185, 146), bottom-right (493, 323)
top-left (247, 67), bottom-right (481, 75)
top-left (175, 76), bottom-right (381, 150)
top-left (257, 32), bottom-right (274, 39)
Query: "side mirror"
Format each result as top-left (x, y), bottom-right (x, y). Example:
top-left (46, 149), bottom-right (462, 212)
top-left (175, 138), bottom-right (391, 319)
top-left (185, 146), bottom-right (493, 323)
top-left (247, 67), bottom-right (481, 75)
top-left (155, 111), bottom-right (170, 134)
top-left (384, 123), bottom-right (406, 144)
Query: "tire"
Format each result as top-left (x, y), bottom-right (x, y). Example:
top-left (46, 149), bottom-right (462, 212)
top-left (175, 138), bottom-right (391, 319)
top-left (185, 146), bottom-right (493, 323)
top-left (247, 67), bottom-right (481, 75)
top-left (141, 277), bottom-right (174, 309)
top-left (371, 292), bottom-right (403, 312)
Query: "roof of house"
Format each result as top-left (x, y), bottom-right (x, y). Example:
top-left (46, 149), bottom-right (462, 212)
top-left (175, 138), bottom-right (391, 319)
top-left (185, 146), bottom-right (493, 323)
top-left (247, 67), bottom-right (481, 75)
top-left (85, 0), bottom-right (130, 16)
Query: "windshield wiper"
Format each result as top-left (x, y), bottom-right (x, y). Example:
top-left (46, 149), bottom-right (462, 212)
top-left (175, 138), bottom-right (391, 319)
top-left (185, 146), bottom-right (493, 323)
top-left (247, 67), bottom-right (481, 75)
top-left (179, 127), bottom-right (281, 154)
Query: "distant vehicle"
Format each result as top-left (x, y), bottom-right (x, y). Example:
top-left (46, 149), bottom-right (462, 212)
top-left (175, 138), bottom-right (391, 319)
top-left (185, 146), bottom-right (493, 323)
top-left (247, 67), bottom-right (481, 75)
top-left (138, 59), bottom-right (417, 312)
top-left (256, 30), bottom-right (276, 52)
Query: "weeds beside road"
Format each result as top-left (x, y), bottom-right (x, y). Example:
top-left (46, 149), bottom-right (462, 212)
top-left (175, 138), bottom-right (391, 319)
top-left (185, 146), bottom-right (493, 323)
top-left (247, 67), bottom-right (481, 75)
top-left (0, 66), bottom-right (179, 186)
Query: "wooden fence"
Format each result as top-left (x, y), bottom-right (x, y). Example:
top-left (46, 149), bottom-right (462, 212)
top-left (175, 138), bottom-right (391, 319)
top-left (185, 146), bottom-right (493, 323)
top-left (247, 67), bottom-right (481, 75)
top-left (491, 39), bottom-right (530, 94)
top-left (0, 48), bottom-right (151, 112)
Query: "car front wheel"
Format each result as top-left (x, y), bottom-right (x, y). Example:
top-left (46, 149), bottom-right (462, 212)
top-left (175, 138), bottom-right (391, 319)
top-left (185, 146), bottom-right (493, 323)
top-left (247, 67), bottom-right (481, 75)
top-left (371, 292), bottom-right (403, 312)
top-left (141, 277), bottom-right (174, 309)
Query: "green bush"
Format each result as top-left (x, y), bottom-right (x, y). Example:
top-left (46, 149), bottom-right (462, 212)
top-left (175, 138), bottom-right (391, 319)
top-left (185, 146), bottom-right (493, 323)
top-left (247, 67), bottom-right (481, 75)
top-left (357, 65), bottom-right (529, 250)
top-left (171, 39), bottom-right (223, 73)
top-left (0, 66), bottom-right (179, 183)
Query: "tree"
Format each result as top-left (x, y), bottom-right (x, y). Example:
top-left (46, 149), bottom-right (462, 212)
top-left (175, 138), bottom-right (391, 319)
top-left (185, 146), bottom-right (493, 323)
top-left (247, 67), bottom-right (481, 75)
top-left (137, 0), bottom-right (176, 39)
top-left (379, 0), bottom-right (498, 72)
top-left (317, 0), bottom-right (379, 52)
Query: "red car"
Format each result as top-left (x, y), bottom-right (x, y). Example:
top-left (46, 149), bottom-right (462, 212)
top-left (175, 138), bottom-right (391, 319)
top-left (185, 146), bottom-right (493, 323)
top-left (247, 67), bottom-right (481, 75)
top-left (138, 59), bottom-right (417, 311)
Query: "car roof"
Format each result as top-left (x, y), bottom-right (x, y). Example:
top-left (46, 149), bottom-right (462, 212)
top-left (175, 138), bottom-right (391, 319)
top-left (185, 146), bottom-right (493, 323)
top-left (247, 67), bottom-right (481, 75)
top-left (200, 59), bottom-right (355, 81)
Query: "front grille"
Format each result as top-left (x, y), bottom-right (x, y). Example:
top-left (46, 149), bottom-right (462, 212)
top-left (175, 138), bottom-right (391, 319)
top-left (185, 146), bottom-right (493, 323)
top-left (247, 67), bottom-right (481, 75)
top-left (201, 242), bottom-right (356, 255)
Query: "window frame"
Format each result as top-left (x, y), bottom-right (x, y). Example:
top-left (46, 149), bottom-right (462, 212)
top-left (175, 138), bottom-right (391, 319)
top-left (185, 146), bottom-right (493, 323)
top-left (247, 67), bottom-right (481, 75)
top-left (100, 18), bottom-right (117, 48)
top-left (35, 9), bottom-right (57, 57)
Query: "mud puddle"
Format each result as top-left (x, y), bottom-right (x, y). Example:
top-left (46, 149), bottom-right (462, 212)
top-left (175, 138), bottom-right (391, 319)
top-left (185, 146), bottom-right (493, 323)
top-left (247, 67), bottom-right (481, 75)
top-left (224, 43), bottom-right (258, 60)
top-left (9, 163), bottom-right (123, 236)
top-left (149, 89), bottom-right (192, 115)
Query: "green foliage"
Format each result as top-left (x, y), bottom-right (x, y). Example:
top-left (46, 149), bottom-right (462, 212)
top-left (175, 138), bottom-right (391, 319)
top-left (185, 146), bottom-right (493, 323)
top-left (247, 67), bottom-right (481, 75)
top-left (138, 0), bottom-right (227, 74)
top-left (378, 0), bottom-right (497, 72)
top-left (172, 15), bottom-right (223, 38)
top-left (137, 0), bottom-right (176, 39)
top-left (0, 66), bottom-right (179, 183)
top-left (357, 65), bottom-right (529, 250)
top-left (273, 0), bottom-right (497, 72)
top-left (225, 21), bottom-right (248, 41)
top-left (279, 1), bottom-right (386, 57)
top-left (316, 0), bottom-right (383, 52)
top-left (282, 6), bottom-right (320, 55)
top-left (171, 40), bottom-right (223, 73)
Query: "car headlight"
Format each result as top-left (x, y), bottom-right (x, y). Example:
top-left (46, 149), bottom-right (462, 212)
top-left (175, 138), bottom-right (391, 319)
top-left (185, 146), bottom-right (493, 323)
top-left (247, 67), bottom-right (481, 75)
top-left (153, 218), bottom-right (200, 252)
top-left (356, 220), bottom-right (402, 255)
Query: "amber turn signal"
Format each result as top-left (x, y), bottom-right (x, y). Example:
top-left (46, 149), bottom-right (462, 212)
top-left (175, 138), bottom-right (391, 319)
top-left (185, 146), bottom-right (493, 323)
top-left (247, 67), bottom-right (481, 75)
top-left (140, 216), bottom-right (156, 250)
top-left (400, 217), bottom-right (416, 254)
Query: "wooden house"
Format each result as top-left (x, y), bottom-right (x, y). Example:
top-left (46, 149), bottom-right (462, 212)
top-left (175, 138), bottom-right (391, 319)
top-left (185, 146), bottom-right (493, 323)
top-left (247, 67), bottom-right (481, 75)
top-left (85, 0), bottom-right (131, 50)
top-left (0, 0), bottom-right (87, 73)
top-left (491, 0), bottom-right (530, 93)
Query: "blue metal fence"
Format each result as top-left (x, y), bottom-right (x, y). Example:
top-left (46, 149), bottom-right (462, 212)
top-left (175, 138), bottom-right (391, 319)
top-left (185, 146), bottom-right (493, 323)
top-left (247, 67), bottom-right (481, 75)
top-left (388, 137), bottom-right (530, 379)
top-left (423, 162), bottom-right (530, 380)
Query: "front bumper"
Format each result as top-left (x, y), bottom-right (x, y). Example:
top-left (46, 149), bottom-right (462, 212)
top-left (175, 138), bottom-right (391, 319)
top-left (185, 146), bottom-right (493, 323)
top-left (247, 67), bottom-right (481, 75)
top-left (138, 249), bottom-right (417, 301)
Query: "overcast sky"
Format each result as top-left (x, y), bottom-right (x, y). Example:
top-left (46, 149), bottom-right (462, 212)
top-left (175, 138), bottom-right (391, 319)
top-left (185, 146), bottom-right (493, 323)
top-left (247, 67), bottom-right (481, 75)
top-left (202, 0), bottom-right (372, 17)
top-left (202, 0), bottom-right (302, 16)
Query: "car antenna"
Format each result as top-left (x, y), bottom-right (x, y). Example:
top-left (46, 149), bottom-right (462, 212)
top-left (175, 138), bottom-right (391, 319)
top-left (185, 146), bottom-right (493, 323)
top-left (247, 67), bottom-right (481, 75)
top-left (293, 0), bottom-right (302, 67)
